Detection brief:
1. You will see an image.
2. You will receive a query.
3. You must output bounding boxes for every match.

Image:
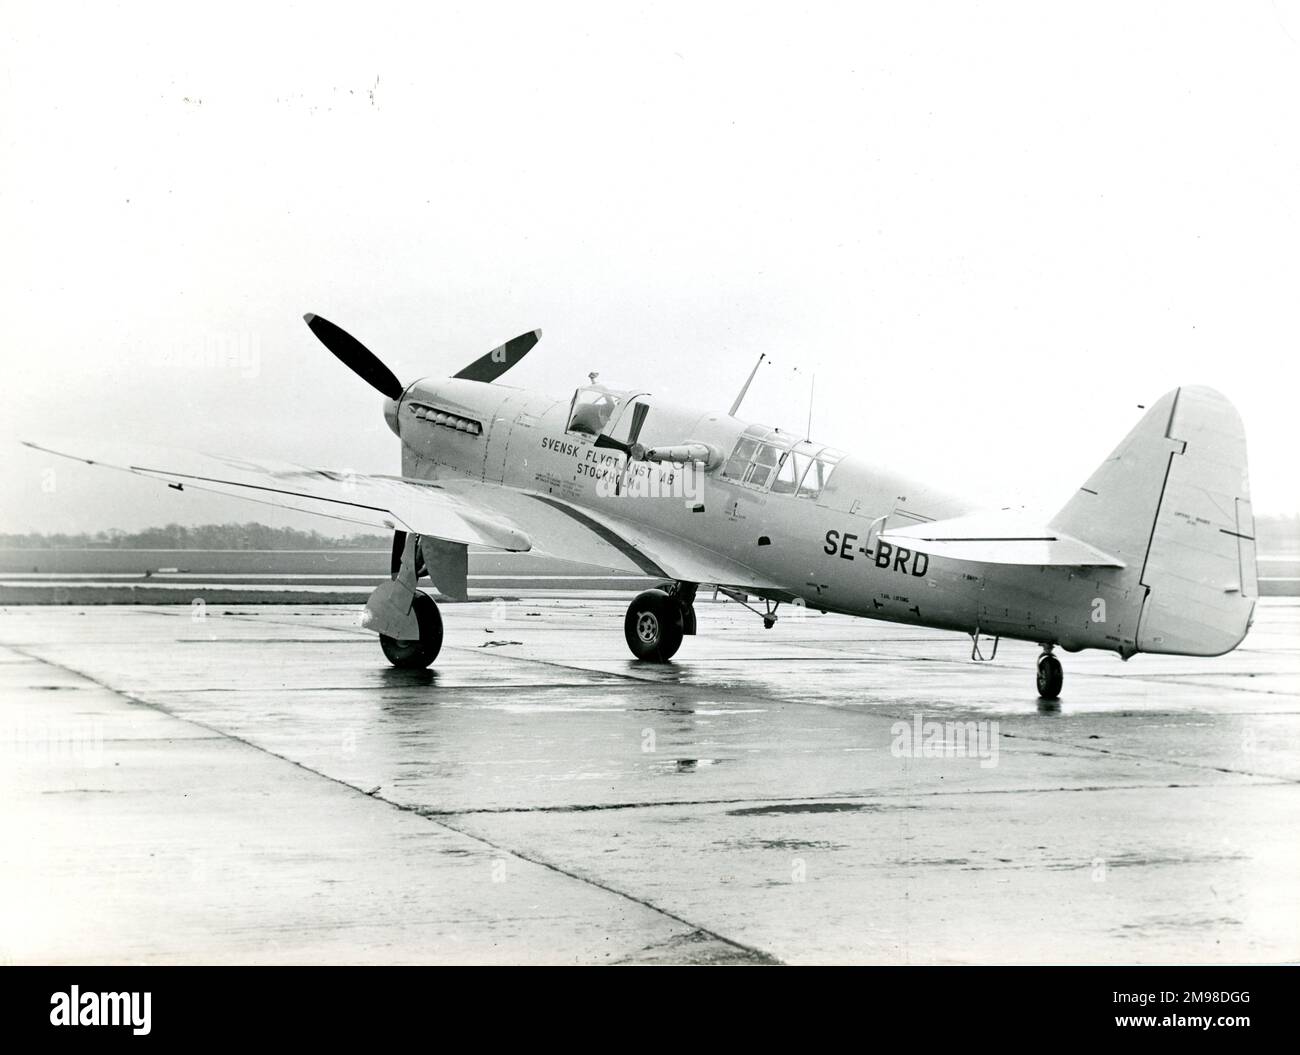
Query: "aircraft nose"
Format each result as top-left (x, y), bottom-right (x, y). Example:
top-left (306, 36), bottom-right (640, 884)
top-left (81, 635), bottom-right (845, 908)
top-left (383, 397), bottom-right (401, 437)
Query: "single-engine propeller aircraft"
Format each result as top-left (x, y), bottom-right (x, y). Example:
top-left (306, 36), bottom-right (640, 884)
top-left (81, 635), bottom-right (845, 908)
top-left (25, 314), bottom-right (1257, 699)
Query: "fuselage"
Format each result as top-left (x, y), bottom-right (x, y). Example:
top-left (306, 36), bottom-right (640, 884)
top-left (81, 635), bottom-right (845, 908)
top-left (385, 375), bottom-right (1227, 658)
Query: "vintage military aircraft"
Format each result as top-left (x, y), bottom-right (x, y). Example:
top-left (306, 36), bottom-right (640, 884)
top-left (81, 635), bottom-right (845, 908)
top-left (25, 314), bottom-right (1257, 699)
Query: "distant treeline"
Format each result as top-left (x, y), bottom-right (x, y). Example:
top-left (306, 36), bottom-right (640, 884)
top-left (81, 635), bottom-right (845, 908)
top-left (0, 523), bottom-right (391, 550)
top-left (3, 515), bottom-right (1297, 552)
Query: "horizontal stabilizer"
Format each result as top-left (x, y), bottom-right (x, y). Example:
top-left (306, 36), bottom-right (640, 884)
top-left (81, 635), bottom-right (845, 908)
top-left (878, 512), bottom-right (1123, 567)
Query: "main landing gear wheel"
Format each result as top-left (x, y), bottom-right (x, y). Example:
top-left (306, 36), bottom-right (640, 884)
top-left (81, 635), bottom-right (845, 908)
top-left (624, 588), bottom-right (685, 662)
top-left (1036, 649), bottom-right (1063, 700)
top-left (380, 591), bottom-right (443, 669)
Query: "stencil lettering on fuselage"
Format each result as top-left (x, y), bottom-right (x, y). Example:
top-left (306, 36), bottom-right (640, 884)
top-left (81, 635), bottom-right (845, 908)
top-left (823, 529), bottom-right (929, 577)
top-left (538, 435), bottom-right (680, 498)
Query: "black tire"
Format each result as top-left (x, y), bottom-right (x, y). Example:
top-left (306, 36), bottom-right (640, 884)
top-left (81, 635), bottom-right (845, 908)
top-left (380, 591), bottom-right (443, 669)
top-left (1036, 653), bottom-right (1063, 700)
top-left (624, 589), bottom-right (684, 662)
top-left (652, 581), bottom-right (697, 635)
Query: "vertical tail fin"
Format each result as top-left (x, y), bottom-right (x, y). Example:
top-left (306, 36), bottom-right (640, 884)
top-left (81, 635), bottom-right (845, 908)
top-left (1050, 387), bottom-right (1256, 656)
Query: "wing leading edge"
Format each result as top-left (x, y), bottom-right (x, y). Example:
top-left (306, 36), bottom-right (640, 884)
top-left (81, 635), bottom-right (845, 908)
top-left (21, 437), bottom-right (784, 591)
top-left (22, 438), bottom-right (530, 552)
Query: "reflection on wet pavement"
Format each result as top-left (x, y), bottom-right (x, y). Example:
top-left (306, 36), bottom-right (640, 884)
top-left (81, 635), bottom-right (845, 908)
top-left (2, 597), bottom-right (1297, 964)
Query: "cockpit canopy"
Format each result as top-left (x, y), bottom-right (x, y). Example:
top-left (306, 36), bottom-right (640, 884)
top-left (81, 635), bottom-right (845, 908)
top-left (721, 425), bottom-right (844, 499)
top-left (566, 384), bottom-right (631, 437)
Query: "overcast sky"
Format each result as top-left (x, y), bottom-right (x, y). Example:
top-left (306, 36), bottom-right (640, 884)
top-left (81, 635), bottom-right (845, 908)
top-left (3, 0), bottom-right (1298, 536)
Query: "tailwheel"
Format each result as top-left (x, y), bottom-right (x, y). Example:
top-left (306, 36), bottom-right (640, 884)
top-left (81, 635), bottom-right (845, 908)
top-left (380, 591), bottom-right (443, 669)
top-left (1036, 647), bottom-right (1063, 700)
top-left (624, 588), bottom-right (685, 662)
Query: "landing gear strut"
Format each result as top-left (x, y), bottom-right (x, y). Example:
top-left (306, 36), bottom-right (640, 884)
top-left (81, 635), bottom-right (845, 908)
top-left (624, 583), bottom-right (696, 662)
top-left (366, 531), bottom-right (443, 669)
top-left (1036, 645), bottom-right (1063, 700)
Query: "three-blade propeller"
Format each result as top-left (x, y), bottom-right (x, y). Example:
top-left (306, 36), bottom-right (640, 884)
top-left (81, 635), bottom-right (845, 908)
top-left (304, 313), bottom-right (541, 396)
top-left (593, 402), bottom-right (651, 461)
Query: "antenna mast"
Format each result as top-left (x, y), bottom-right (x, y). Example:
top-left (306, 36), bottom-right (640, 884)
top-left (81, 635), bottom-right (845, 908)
top-left (729, 353), bottom-right (766, 417)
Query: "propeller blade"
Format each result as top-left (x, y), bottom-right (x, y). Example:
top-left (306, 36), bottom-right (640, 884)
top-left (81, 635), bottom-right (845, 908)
top-left (304, 314), bottom-right (404, 400)
top-left (594, 402), bottom-right (650, 461)
top-left (626, 402), bottom-right (650, 446)
top-left (454, 329), bottom-right (542, 383)
top-left (593, 434), bottom-right (631, 456)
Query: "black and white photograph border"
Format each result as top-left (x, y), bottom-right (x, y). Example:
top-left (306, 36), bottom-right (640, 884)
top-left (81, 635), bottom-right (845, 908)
top-left (2, 0), bottom-right (1298, 979)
